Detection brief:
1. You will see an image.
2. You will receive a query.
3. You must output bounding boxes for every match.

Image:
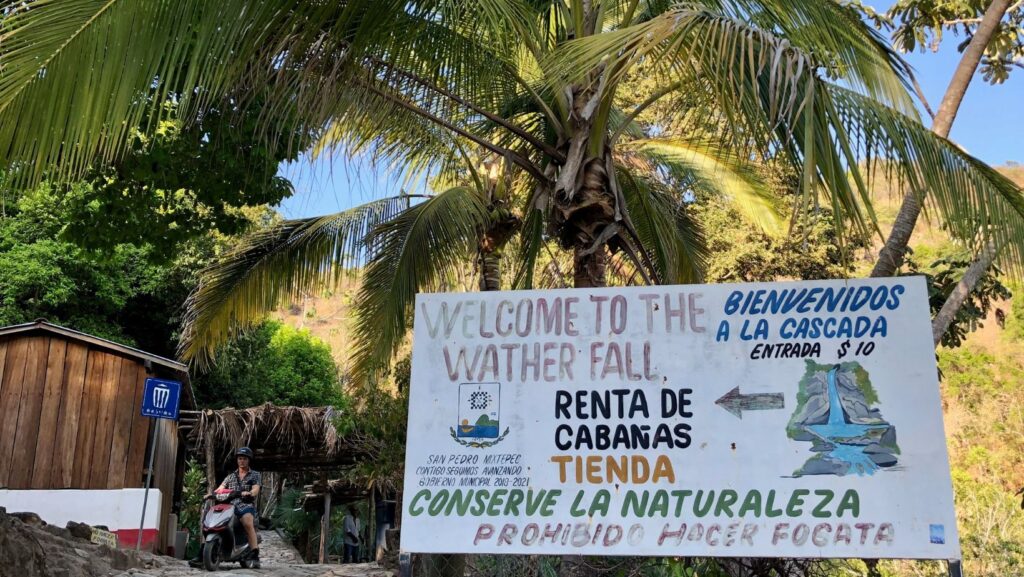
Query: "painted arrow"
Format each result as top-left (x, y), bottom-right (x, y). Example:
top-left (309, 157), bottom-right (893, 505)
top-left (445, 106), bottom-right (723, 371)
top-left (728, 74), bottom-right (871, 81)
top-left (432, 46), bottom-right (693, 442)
top-left (715, 386), bottom-right (784, 418)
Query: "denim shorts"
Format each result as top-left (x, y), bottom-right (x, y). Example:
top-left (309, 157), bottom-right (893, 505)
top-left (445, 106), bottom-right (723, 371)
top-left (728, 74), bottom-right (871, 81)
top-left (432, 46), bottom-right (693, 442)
top-left (235, 505), bottom-right (257, 518)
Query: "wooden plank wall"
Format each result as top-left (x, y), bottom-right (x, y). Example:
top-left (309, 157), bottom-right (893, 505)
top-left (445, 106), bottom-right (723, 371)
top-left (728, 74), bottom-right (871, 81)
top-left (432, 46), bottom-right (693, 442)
top-left (152, 418), bottom-right (180, 550)
top-left (0, 334), bottom-right (171, 490)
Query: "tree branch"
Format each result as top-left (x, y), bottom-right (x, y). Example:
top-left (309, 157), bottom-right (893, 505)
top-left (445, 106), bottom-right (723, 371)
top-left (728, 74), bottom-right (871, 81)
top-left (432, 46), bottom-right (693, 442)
top-left (368, 57), bottom-right (566, 163)
top-left (362, 82), bottom-right (551, 185)
top-left (620, 0), bottom-right (641, 28)
top-left (872, 0), bottom-right (1013, 278)
top-left (932, 240), bottom-right (1000, 346)
top-left (508, 69), bottom-right (566, 140)
top-left (609, 81), bottom-right (684, 145)
top-left (910, 73), bottom-right (936, 120)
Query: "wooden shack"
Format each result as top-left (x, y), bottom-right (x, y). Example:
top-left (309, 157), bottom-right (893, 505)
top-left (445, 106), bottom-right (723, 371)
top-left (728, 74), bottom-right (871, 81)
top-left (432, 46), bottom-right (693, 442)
top-left (0, 320), bottom-right (194, 551)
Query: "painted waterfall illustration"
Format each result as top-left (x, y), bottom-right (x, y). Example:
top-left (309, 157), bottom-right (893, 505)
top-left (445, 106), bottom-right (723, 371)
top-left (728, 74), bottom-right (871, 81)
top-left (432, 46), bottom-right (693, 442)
top-left (787, 361), bottom-right (900, 476)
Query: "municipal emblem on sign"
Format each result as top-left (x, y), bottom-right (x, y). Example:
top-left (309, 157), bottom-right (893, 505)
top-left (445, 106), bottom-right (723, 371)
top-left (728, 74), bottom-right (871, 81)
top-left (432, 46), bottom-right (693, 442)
top-left (450, 382), bottom-right (509, 448)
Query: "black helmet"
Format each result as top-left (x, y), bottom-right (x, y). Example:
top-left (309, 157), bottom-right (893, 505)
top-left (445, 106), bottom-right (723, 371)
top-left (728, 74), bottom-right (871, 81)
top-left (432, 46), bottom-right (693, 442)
top-left (235, 447), bottom-right (254, 459)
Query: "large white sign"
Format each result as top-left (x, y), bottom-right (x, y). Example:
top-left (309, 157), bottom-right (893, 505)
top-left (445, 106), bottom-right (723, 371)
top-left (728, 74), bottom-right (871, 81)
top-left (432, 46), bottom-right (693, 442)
top-left (401, 277), bottom-right (960, 559)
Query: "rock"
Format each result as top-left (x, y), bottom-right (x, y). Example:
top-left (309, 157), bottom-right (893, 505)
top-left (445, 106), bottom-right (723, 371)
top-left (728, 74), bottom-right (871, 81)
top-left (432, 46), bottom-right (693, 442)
top-left (67, 520), bottom-right (94, 540)
top-left (0, 508), bottom-right (157, 577)
top-left (870, 452), bottom-right (898, 467)
top-left (0, 509), bottom-right (48, 576)
top-left (863, 442), bottom-right (898, 466)
top-left (881, 425), bottom-right (898, 449)
top-left (801, 394), bottom-right (829, 425)
top-left (10, 512), bottom-right (46, 527)
top-left (109, 547), bottom-right (136, 569)
top-left (797, 455), bottom-right (850, 476)
top-left (790, 429), bottom-right (816, 442)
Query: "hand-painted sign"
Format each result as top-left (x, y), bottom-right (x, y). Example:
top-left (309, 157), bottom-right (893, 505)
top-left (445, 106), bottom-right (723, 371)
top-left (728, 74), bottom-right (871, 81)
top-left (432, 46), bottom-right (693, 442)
top-left (401, 277), bottom-right (960, 559)
top-left (90, 527), bottom-right (118, 549)
top-left (140, 378), bottom-right (181, 421)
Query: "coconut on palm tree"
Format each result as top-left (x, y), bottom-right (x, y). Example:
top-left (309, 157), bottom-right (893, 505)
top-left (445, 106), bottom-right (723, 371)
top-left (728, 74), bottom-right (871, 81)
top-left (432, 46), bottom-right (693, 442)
top-left (3, 0), bottom-right (1024, 376)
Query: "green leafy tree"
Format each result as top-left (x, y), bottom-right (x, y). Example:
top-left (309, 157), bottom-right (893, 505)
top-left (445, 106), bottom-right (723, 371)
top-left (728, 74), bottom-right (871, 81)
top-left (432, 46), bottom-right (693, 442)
top-left (696, 196), bottom-right (867, 284)
top-left (193, 320), bottom-right (345, 409)
top-left (272, 488), bottom-right (323, 562)
top-left (904, 253), bottom-right (1011, 348)
top-left (178, 459), bottom-right (207, 559)
top-left (888, 0), bottom-right (1023, 85)
top-left (61, 95), bottom-right (309, 260)
top-left (0, 183), bottom-right (172, 345)
top-left (336, 357), bottom-right (411, 497)
top-left (0, 178), bottom-right (281, 356)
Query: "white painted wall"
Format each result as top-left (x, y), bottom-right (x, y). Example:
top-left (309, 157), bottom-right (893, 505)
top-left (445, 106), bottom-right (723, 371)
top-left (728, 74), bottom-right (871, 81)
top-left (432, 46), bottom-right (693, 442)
top-left (0, 488), bottom-right (162, 530)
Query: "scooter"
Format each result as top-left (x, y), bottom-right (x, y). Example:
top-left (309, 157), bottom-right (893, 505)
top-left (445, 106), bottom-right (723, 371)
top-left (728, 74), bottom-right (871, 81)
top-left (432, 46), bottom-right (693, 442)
top-left (200, 488), bottom-right (262, 571)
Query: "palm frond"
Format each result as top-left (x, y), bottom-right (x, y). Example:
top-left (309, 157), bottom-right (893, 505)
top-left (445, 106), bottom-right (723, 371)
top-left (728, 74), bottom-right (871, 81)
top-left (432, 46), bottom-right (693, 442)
top-left (618, 166), bottom-right (708, 284)
top-left (621, 137), bottom-right (784, 236)
top-left (351, 187), bottom-right (490, 385)
top-left (548, 5), bottom-right (908, 121)
top-left (823, 85), bottom-right (1024, 272)
top-left (700, 0), bottom-right (916, 114)
top-left (0, 0), bottom-right (303, 186)
top-left (511, 192), bottom-right (547, 289)
top-left (0, 0), bottom-right (532, 187)
top-left (180, 196), bottom-right (414, 367)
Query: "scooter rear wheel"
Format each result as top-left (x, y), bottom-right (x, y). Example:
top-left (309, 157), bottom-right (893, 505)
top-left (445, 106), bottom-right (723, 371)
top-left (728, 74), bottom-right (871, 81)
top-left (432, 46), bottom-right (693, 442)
top-left (202, 536), bottom-right (221, 571)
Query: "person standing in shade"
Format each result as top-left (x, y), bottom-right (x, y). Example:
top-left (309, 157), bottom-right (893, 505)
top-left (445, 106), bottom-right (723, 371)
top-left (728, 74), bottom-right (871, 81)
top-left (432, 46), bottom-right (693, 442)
top-left (343, 506), bottom-right (361, 563)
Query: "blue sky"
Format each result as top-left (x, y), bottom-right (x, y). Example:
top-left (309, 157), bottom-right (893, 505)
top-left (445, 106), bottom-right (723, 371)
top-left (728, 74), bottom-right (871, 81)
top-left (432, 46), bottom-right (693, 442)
top-left (277, 8), bottom-right (1023, 219)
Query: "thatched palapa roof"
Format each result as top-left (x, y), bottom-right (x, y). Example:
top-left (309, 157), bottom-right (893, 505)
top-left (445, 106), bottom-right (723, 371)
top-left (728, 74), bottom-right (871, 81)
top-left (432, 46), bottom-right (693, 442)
top-left (300, 478), bottom-right (370, 510)
top-left (188, 403), bottom-right (359, 472)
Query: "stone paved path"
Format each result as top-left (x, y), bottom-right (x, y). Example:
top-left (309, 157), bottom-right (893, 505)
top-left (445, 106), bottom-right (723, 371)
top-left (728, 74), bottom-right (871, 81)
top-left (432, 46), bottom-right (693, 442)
top-left (114, 530), bottom-right (394, 577)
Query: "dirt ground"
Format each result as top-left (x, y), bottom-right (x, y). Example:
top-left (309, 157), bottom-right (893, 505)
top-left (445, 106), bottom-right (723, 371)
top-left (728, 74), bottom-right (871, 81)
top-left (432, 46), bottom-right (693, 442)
top-left (0, 507), bottom-right (392, 577)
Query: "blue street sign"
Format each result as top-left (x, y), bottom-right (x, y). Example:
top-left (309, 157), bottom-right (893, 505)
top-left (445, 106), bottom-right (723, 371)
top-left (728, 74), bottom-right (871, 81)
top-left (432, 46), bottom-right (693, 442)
top-left (140, 378), bottom-right (181, 421)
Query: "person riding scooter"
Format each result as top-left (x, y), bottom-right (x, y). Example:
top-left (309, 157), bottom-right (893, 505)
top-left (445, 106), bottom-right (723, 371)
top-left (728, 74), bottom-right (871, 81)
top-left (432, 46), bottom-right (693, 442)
top-left (201, 447), bottom-right (262, 569)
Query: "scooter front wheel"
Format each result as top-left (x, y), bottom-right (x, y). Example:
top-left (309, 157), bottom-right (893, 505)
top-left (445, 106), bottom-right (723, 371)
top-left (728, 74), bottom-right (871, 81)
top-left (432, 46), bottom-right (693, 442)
top-left (202, 536), bottom-right (221, 571)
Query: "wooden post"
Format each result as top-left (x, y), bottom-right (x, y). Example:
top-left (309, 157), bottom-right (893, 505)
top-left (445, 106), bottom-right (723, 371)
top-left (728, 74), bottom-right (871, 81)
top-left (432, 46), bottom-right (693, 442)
top-left (319, 492), bottom-right (331, 564)
top-left (204, 430), bottom-right (216, 494)
top-left (948, 560), bottom-right (963, 577)
top-left (369, 494), bottom-right (377, 562)
top-left (399, 552), bottom-right (413, 577)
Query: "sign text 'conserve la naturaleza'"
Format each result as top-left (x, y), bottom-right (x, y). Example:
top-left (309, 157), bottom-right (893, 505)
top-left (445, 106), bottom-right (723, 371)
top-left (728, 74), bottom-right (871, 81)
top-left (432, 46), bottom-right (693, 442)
top-left (401, 277), bottom-right (959, 559)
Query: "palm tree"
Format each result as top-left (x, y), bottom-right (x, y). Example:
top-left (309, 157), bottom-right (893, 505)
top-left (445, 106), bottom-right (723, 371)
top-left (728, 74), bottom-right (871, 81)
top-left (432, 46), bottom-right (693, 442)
top-left (4, 0), bottom-right (1024, 368)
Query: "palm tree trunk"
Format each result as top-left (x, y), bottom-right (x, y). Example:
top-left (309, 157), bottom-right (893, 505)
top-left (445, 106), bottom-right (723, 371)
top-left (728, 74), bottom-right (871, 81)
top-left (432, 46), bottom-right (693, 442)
top-left (873, 191), bottom-right (922, 278)
top-left (871, 0), bottom-right (1012, 278)
top-left (424, 213), bottom-right (509, 577)
top-left (480, 249), bottom-right (502, 291)
top-left (930, 0), bottom-right (1013, 138)
top-left (573, 244), bottom-right (608, 288)
top-left (555, 154), bottom-right (617, 289)
top-left (932, 240), bottom-right (998, 346)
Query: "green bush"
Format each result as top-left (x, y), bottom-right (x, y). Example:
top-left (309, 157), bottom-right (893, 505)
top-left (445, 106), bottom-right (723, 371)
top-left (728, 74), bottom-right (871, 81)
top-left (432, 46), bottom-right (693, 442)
top-left (178, 459), bottom-right (206, 559)
top-left (194, 320), bottom-right (345, 409)
top-left (938, 346), bottom-right (998, 402)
